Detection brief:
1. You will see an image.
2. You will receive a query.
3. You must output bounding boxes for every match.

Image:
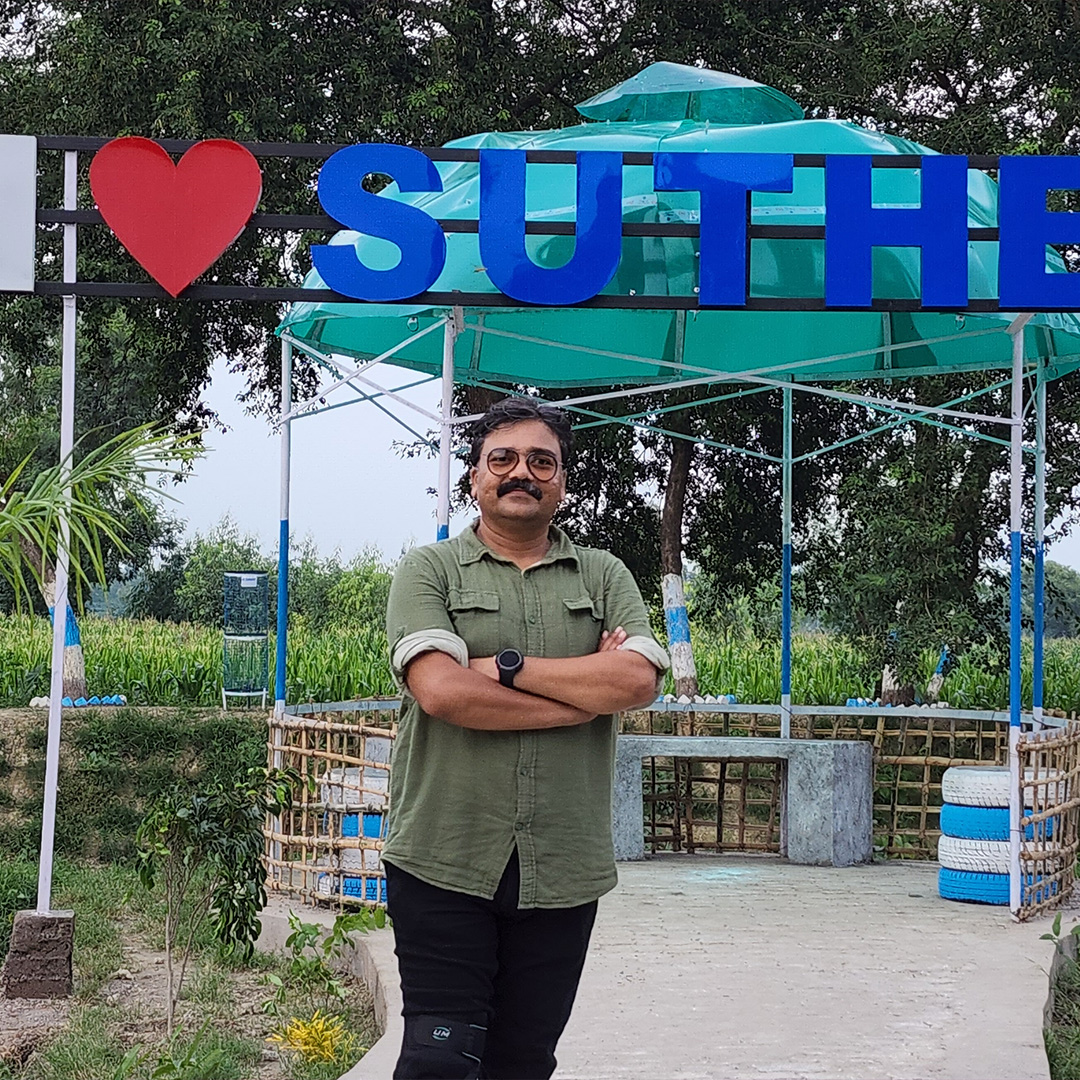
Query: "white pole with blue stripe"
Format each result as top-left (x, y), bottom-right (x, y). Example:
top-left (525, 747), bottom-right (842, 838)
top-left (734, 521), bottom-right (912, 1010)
top-left (274, 338), bottom-right (292, 717)
top-left (37, 150), bottom-right (78, 915)
top-left (1007, 314), bottom-right (1031, 917)
top-left (1033, 360), bottom-right (1047, 729)
top-left (781, 384), bottom-right (793, 739)
top-left (436, 312), bottom-right (459, 542)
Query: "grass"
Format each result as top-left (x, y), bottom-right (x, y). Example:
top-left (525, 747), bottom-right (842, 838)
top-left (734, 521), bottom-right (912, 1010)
top-left (0, 706), bottom-right (267, 864)
top-left (1047, 949), bottom-right (1080, 1079)
top-left (0, 859), bottom-right (378, 1079)
top-left (5, 611), bottom-right (1080, 712)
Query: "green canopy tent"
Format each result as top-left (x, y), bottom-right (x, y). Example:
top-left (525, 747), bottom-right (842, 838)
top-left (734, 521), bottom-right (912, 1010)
top-left (276, 63), bottom-right (1080, 914)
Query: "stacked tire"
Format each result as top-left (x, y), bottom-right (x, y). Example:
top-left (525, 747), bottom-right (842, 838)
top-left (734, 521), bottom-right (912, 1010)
top-left (937, 765), bottom-right (1061, 905)
top-left (937, 766), bottom-right (1014, 905)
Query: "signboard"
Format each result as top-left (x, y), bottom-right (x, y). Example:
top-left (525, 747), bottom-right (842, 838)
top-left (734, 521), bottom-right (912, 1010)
top-left (7, 135), bottom-right (1080, 311)
top-left (0, 135), bottom-right (36, 292)
top-left (312, 144), bottom-right (1080, 309)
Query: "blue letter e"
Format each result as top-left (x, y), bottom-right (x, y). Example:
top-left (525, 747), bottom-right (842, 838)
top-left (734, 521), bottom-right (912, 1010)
top-left (313, 144), bottom-right (446, 302)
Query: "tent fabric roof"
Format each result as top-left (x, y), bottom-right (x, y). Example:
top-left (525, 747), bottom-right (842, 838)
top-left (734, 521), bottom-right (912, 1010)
top-left (278, 72), bottom-right (1080, 388)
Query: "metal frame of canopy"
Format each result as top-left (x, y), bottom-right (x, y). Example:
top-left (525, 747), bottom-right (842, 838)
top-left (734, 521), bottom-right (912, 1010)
top-left (276, 303), bottom-right (1055, 917)
top-left (20, 125), bottom-right (1069, 924)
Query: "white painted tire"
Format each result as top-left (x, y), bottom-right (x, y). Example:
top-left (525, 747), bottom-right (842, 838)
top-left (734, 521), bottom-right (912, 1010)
top-left (937, 835), bottom-right (1012, 874)
top-left (941, 766), bottom-right (1065, 808)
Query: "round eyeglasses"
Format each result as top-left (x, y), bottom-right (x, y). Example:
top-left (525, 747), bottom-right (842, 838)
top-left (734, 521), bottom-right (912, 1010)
top-left (485, 448), bottom-right (561, 482)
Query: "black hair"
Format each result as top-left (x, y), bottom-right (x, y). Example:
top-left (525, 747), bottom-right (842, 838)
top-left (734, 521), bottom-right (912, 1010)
top-left (467, 397), bottom-right (574, 468)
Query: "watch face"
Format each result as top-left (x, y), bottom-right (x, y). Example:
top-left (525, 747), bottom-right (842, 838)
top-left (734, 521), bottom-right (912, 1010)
top-left (498, 648), bottom-right (524, 671)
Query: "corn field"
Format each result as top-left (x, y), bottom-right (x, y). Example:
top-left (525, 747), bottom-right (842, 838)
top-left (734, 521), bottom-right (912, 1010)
top-left (2, 613), bottom-right (1080, 711)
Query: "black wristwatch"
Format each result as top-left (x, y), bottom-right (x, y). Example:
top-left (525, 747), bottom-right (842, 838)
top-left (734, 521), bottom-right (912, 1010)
top-left (496, 648), bottom-right (525, 688)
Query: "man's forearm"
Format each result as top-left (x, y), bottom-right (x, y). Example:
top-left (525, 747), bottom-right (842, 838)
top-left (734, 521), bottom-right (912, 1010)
top-left (404, 651), bottom-right (597, 731)
top-left (509, 651), bottom-right (659, 714)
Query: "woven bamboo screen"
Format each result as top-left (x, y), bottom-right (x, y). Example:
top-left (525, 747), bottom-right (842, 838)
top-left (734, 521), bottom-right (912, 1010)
top-left (265, 704), bottom-right (397, 909)
top-left (1017, 721), bottom-right (1080, 919)
top-left (622, 708), bottom-right (1009, 858)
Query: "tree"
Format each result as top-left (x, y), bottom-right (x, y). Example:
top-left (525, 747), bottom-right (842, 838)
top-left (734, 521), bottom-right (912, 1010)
top-left (6, 0), bottom-right (1080, 672)
top-left (135, 768), bottom-right (294, 1038)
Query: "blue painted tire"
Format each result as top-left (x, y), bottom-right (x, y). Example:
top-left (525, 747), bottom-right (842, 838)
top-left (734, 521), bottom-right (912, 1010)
top-left (938, 867), bottom-right (1057, 906)
top-left (938, 868), bottom-right (1009, 905)
top-left (940, 802), bottom-right (1055, 841)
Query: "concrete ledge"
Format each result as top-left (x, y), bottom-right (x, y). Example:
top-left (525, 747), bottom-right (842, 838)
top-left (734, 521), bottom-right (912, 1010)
top-left (258, 900), bottom-right (401, 1080)
top-left (613, 735), bottom-right (873, 866)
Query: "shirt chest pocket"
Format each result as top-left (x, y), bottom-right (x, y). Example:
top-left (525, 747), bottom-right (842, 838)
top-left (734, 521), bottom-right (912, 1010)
top-left (561, 595), bottom-right (605, 656)
top-left (447, 588), bottom-right (503, 657)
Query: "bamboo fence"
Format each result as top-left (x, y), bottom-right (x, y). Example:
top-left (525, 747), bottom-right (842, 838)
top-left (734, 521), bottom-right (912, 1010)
top-left (1017, 721), bottom-right (1080, 919)
top-left (265, 704), bottom-right (397, 909)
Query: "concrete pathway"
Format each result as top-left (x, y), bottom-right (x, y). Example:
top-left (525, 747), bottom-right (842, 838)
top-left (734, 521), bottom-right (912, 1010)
top-left (329, 855), bottom-right (1057, 1080)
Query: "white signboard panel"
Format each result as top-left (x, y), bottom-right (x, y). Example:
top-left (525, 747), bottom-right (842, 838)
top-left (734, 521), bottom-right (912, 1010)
top-left (0, 135), bottom-right (36, 292)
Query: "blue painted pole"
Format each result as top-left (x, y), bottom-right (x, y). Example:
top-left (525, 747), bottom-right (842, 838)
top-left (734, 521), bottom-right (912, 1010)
top-left (781, 384), bottom-right (793, 738)
top-left (274, 339), bottom-right (292, 715)
top-left (1033, 362), bottom-right (1047, 726)
top-left (1007, 316), bottom-right (1030, 916)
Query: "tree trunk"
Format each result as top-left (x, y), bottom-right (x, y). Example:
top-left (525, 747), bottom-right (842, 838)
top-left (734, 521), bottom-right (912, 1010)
top-left (660, 431), bottom-right (698, 701)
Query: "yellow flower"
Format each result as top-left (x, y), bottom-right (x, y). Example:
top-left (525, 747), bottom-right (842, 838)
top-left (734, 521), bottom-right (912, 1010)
top-left (268, 1009), bottom-right (357, 1064)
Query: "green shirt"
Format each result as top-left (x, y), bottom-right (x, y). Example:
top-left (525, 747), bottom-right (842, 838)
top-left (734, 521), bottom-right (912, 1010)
top-left (383, 522), bottom-right (668, 908)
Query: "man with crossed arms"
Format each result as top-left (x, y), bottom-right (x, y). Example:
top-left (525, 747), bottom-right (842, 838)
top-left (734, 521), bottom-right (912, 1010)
top-left (383, 397), bottom-right (669, 1079)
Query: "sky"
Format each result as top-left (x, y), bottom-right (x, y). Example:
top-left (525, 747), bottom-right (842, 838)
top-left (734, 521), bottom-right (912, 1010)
top-left (173, 356), bottom-right (1080, 574)
top-left (173, 356), bottom-right (468, 562)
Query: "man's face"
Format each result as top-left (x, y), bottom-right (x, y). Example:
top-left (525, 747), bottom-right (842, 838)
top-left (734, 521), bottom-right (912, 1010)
top-left (470, 419), bottom-right (567, 530)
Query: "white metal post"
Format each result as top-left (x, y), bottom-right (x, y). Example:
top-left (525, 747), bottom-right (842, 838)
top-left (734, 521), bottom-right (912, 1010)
top-left (1033, 361), bottom-right (1047, 729)
top-left (1007, 315), bottom-right (1030, 917)
top-left (37, 150), bottom-right (78, 914)
top-left (781, 385), bottom-right (793, 739)
top-left (274, 339), bottom-right (292, 718)
top-left (436, 311), bottom-right (460, 541)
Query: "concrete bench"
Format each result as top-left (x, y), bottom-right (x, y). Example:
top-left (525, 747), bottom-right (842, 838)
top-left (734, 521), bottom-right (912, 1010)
top-left (613, 735), bottom-right (873, 867)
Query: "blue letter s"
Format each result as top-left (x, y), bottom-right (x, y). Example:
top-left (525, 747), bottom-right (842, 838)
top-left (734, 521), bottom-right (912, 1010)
top-left (313, 144), bottom-right (446, 302)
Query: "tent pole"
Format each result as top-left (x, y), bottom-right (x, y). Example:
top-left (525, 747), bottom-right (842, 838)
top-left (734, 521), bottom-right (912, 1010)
top-left (436, 310), bottom-right (460, 541)
top-left (781, 384), bottom-right (793, 739)
top-left (1007, 315), bottom-right (1031, 918)
top-left (37, 150), bottom-right (78, 915)
top-left (274, 338), bottom-right (292, 719)
top-left (1033, 360), bottom-right (1047, 729)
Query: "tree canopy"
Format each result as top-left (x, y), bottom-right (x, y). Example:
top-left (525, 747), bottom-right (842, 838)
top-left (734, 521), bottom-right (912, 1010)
top-left (2, 1), bottom-right (1080, 668)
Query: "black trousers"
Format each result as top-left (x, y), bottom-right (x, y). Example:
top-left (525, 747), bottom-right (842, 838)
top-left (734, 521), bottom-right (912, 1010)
top-left (384, 850), bottom-right (598, 1080)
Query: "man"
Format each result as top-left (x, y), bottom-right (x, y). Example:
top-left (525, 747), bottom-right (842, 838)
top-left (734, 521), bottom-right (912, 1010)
top-left (383, 397), bottom-right (669, 1080)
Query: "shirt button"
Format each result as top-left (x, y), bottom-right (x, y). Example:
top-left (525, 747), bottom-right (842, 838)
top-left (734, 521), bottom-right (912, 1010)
top-left (514, 822), bottom-right (524, 831)
top-left (519, 768), bottom-right (529, 777)
top-left (527, 612), bottom-right (537, 623)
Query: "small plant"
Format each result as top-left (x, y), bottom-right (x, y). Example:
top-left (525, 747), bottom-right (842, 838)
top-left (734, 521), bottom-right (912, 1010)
top-left (269, 1009), bottom-right (358, 1065)
top-left (1042, 912), bottom-right (1080, 949)
top-left (263, 909), bottom-right (385, 1020)
top-left (150, 1020), bottom-right (226, 1078)
top-left (136, 767), bottom-right (295, 1036)
top-left (109, 1046), bottom-right (147, 1080)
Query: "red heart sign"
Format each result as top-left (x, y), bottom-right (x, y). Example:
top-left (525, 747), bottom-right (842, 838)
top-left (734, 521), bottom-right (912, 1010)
top-left (89, 137), bottom-right (262, 297)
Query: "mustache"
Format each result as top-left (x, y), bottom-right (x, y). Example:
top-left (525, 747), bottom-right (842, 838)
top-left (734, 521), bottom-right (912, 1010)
top-left (497, 478), bottom-right (543, 501)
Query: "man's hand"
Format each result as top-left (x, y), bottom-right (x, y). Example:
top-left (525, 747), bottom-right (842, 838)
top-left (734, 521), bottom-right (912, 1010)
top-left (597, 626), bottom-right (628, 652)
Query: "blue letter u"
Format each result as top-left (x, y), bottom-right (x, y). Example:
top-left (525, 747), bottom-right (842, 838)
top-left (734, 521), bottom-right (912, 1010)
top-left (479, 150), bottom-right (623, 305)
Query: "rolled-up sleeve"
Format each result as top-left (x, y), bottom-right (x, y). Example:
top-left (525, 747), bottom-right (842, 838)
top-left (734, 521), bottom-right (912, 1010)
top-left (601, 557), bottom-right (670, 679)
top-left (385, 550), bottom-right (469, 686)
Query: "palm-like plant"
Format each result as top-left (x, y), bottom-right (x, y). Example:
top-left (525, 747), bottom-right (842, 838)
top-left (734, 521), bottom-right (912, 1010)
top-left (0, 425), bottom-right (200, 697)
